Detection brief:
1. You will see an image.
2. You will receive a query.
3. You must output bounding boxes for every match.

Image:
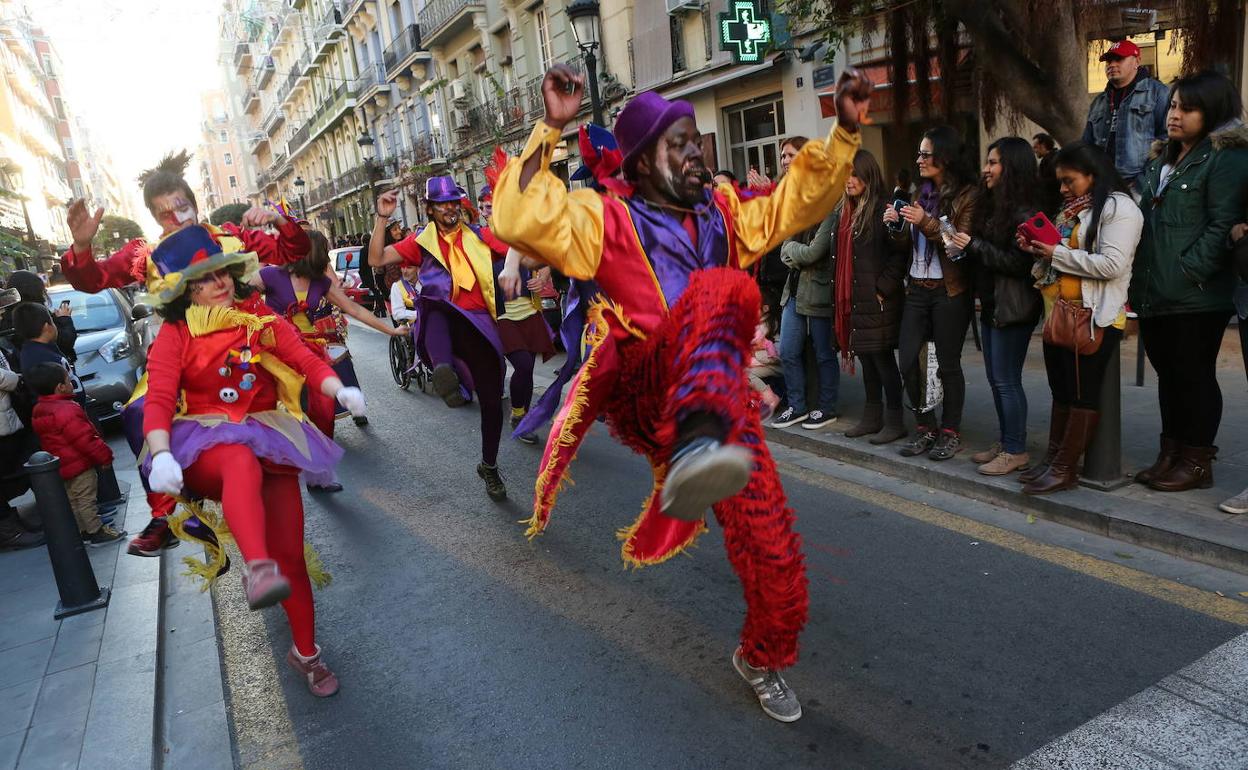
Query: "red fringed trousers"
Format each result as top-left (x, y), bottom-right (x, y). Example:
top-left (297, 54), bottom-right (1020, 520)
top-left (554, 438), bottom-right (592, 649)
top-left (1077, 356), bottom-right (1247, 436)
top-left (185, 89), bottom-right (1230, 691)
top-left (607, 268), bottom-right (808, 670)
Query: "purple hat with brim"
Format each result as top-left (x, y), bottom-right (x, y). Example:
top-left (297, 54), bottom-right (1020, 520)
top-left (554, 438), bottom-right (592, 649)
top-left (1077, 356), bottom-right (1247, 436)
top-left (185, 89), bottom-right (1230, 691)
top-left (615, 91), bottom-right (696, 176)
top-left (425, 175), bottom-right (466, 203)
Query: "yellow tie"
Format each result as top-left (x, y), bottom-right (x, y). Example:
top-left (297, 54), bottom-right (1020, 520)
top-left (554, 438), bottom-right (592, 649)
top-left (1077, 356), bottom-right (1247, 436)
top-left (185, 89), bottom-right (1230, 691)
top-left (441, 230), bottom-right (477, 298)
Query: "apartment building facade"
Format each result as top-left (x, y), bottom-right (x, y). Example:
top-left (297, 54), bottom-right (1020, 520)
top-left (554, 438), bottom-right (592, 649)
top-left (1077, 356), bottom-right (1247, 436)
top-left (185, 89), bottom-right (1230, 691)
top-left (198, 90), bottom-right (253, 212)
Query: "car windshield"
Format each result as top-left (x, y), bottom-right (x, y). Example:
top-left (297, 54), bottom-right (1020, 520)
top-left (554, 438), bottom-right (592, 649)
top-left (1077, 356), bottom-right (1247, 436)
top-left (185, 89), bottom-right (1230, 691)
top-left (335, 249), bottom-right (359, 271)
top-left (50, 290), bottom-right (122, 333)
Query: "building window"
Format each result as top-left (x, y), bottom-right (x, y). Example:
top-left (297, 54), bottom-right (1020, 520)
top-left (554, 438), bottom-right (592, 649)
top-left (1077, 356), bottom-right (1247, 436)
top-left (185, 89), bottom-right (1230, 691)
top-left (670, 15), bottom-right (686, 73)
top-left (72, 180), bottom-right (84, 198)
top-left (228, 175), bottom-right (238, 188)
top-left (534, 6), bottom-right (553, 72)
top-left (220, 130), bottom-right (228, 142)
top-left (52, 97), bottom-right (66, 120)
top-left (724, 95), bottom-right (785, 181)
top-left (224, 152), bottom-right (233, 165)
top-left (701, 5), bottom-right (713, 62)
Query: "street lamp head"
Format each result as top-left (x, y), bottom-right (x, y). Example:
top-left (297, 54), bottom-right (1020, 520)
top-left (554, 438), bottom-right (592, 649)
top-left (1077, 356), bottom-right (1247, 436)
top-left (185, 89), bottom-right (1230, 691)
top-left (567, 0), bottom-right (601, 51)
top-left (357, 130), bottom-right (376, 161)
top-left (294, 176), bottom-right (305, 188)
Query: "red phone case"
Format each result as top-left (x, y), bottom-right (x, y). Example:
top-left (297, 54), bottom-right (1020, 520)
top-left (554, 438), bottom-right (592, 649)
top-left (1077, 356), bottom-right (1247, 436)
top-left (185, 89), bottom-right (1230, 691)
top-left (1018, 212), bottom-right (1062, 246)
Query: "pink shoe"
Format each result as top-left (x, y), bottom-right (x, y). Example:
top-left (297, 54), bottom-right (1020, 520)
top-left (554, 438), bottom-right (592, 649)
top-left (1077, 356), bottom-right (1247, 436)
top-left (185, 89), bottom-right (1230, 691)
top-left (242, 559), bottom-right (291, 610)
top-left (286, 645), bottom-right (340, 697)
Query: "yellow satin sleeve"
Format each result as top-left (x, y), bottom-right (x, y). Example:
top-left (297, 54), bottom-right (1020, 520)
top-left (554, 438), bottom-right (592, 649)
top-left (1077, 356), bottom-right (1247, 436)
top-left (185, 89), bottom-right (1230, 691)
top-left (493, 122), bottom-right (606, 280)
top-left (721, 123), bottom-right (861, 268)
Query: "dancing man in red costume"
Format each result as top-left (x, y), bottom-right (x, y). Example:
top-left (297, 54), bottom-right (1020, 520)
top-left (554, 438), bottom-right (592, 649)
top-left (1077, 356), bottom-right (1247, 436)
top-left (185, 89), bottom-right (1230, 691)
top-left (492, 66), bottom-right (871, 722)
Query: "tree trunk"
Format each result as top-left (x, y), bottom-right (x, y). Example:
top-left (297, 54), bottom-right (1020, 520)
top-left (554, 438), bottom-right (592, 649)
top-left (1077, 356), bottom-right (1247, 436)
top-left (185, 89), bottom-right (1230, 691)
top-left (945, 0), bottom-right (1091, 144)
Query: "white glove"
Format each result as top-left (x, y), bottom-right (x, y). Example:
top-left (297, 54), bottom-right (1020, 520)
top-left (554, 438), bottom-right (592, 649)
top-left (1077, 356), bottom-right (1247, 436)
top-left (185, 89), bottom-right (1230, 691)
top-left (336, 386), bottom-right (366, 417)
top-left (149, 451), bottom-right (183, 496)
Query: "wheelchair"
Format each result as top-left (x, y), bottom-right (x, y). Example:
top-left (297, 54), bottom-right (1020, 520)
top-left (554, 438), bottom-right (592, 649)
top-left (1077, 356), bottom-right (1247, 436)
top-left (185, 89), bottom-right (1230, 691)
top-left (388, 320), bottom-right (430, 392)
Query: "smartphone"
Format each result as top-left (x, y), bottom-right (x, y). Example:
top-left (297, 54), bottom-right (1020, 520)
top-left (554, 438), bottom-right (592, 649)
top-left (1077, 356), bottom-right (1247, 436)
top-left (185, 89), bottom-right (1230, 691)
top-left (1018, 211), bottom-right (1062, 246)
top-left (886, 199), bottom-right (907, 232)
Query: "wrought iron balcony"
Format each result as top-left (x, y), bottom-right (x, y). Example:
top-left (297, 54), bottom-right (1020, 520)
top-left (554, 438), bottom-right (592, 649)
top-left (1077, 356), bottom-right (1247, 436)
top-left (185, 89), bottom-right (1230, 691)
top-left (233, 42), bottom-right (252, 74)
top-left (353, 62), bottom-right (387, 99)
top-left (418, 0), bottom-right (481, 46)
top-left (383, 24), bottom-right (424, 77)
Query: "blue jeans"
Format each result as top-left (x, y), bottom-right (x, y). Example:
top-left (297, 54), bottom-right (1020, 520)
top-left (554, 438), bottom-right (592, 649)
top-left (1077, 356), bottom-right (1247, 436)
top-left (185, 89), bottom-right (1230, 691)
top-left (779, 300), bottom-right (839, 413)
top-left (980, 320), bottom-right (1034, 454)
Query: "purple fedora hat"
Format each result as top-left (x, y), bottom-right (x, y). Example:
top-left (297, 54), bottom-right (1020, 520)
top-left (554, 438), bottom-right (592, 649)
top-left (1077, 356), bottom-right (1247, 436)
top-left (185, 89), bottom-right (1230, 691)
top-left (615, 91), bottom-right (696, 176)
top-left (425, 175), bottom-right (466, 203)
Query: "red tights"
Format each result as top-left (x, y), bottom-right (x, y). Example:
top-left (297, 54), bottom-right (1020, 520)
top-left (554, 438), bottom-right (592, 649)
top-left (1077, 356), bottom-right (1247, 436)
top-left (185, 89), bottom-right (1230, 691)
top-left (183, 444), bottom-right (316, 656)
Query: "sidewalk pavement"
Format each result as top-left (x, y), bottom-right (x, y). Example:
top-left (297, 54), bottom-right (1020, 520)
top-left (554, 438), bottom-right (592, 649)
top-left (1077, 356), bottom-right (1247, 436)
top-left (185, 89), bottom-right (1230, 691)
top-left (0, 452), bottom-right (230, 770)
top-left (764, 323), bottom-right (1248, 575)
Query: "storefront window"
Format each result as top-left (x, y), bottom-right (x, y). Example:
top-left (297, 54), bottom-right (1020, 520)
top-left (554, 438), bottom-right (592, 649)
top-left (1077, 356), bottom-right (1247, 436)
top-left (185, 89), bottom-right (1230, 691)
top-left (724, 95), bottom-right (785, 180)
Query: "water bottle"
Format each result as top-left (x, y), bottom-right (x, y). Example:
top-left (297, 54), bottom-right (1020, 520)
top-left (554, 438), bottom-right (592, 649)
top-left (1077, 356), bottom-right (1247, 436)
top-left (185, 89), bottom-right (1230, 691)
top-left (939, 215), bottom-right (964, 261)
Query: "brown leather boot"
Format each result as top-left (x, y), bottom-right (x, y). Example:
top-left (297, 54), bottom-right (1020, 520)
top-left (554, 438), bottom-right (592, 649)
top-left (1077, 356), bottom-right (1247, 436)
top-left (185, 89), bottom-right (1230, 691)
top-left (1148, 445), bottom-right (1217, 492)
top-left (1019, 402), bottom-right (1070, 484)
top-left (1134, 435), bottom-right (1179, 485)
top-left (1023, 408), bottom-right (1099, 496)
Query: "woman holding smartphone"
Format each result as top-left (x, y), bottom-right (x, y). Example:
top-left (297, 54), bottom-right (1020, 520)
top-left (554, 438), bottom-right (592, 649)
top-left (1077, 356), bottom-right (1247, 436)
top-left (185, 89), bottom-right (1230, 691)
top-left (949, 138), bottom-right (1042, 476)
top-left (1017, 142), bottom-right (1141, 495)
top-left (883, 126), bottom-right (978, 461)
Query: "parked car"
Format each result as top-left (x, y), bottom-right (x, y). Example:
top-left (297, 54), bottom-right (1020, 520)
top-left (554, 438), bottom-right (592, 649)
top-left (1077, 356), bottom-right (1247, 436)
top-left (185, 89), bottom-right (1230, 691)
top-left (331, 245), bottom-right (384, 313)
top-left (48, 284), bottom-right (155, 423)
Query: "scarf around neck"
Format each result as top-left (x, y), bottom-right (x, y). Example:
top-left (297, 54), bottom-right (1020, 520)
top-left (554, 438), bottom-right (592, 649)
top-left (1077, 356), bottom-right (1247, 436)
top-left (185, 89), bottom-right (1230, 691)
top-left (1035, 193), bottom-right (1093, 287)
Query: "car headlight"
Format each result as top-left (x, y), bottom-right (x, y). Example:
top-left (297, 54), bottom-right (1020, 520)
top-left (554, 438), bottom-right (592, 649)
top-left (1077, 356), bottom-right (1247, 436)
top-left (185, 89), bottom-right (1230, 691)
top-left (99, 331), bottom-right (132, 363)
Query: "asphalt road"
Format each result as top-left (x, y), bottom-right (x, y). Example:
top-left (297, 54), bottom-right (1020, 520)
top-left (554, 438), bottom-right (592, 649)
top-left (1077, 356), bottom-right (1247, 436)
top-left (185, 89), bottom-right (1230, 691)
top-left (212, 323), bottom-right (1248, 770)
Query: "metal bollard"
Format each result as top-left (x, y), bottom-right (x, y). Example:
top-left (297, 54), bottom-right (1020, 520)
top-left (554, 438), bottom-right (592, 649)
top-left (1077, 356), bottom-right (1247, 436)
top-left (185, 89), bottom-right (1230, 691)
top-left (1082, 342), bottom-right (1129, 490)
top-left (95, 463), bottom-right (127, 512)
top-left (25, 451), bottom-right (110, 619)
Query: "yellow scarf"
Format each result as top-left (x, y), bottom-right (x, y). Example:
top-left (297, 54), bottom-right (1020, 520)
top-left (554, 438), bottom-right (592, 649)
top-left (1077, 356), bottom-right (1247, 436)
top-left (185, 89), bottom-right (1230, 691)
top-left (414, 223), bottom-right (498, 317)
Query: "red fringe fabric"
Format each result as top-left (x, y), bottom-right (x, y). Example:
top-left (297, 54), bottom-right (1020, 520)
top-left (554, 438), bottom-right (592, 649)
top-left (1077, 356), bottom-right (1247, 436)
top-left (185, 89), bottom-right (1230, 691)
top-left (604, 268), bottom-right (808, 669)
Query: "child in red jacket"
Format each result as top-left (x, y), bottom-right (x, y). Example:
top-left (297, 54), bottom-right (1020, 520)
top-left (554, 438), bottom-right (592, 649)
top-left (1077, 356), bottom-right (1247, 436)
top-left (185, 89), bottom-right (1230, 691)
top-left (27, 363), bottom-right (125, 546)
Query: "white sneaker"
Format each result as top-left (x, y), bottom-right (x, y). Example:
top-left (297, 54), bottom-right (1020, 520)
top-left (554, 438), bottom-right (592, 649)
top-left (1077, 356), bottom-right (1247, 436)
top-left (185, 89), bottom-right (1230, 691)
top-left (661, 437), bottom-right (751, 521)
top-left (1220, 487), bottom-right (1248, 515)
top-left (732, 646), bottom-right (802, 722)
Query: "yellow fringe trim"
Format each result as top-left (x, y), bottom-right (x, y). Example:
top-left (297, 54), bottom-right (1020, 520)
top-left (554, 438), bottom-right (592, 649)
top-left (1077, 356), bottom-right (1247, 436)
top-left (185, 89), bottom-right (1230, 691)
top-left (168, 499), bottom-right (234, 590)
top-left (304, 543), bottom-right (332, 589)
top-left (186, 303), bottom-right (274, 337)
top-left (615, 461), bottom-right (709, 568)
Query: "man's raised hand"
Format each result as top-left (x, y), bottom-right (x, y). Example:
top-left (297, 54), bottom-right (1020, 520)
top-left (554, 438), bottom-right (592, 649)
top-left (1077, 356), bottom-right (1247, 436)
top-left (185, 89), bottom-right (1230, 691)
top-left (68, 199), bottom-right (104, 253)
top-left (542, 64), bottom-right (583, 130)
top-left (375, 189), bottom-right (399, 219)
top-left (835, 67), bottom-right (873, 133)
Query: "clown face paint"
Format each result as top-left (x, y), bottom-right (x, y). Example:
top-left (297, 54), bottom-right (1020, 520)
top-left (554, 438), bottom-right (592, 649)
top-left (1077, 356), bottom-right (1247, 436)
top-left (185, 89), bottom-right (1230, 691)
top-left (152, 193), bottom-right (198, 235)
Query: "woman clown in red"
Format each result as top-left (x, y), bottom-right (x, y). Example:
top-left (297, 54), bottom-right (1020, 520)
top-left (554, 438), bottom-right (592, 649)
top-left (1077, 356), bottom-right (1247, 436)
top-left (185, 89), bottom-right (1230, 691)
top-left (141, 226), bottom-right (365, 697)
top-left (492, 66), bottom-right (871, 722)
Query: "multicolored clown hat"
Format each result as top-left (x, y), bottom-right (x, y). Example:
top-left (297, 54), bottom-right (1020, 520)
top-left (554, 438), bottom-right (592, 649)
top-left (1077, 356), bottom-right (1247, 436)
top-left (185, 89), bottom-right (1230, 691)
top-left (145, 224), bottom-right (258, 305)
top-left (571, 124), bottom-right (622, 183)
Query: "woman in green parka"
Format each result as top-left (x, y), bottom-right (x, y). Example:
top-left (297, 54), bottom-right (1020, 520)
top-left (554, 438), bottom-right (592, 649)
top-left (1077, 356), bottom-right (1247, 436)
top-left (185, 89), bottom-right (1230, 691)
top-left (1129, 70), bottom-right (1248, 493)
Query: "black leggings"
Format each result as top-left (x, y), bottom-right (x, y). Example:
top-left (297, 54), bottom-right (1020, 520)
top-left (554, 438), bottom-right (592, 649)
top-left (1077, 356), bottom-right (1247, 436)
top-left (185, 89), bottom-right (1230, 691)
top-left (1042, 327), bottom-right (1122, 409)
top-left (857, 350), bottom-right (903, 409)
top-left (422, 305), bottom-right (505, 466)
top-left (897, 284), bottom-right (973, 430)
top-left (1140, 311), bottom-right (1232, 447)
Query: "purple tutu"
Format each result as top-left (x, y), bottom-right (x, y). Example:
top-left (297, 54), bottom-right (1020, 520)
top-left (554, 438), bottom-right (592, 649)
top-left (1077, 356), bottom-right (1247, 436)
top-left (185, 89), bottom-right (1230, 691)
top-left (141, 411), bottom-right (344, 486)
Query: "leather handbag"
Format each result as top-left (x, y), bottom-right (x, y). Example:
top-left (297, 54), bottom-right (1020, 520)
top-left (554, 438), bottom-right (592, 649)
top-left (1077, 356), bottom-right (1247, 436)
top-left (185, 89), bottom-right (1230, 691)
top-left (1043, 297), bottom-right (1103, 356)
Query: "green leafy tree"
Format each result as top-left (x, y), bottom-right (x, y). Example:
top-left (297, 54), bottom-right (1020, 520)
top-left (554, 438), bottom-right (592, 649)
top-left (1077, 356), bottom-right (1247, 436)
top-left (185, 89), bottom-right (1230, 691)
top-left (779, 0), bottom-right (1240, 143)
top-left (92, 215), bottom-right (144, 253)
top-left (210, 203), bottom-right (250, 226)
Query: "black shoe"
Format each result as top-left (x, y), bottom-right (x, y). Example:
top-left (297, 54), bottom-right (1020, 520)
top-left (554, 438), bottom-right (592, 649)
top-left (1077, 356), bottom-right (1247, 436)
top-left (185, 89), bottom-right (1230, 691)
top-left (0, 528), bottom-right (44, 550)
top-left (770, 406), bottom-right (808, 429)
top-left (929, 430), bottom-right (963, 461)
top-left (306, 482), bottom-right (345, 493)
top-left (352, 415), bottom-right (369, 427)
top-left (84, 525), bottom-right (127, 547)
top-left (431, 364), bottom-right (468, 408)
top-left (517, 431), bottom-right (539, 445)
top-left (898, 427), bottom-right (937, 457)
top-left (801, 409), bottom-right (837, 430)
top-left (477, 463), bottom-right (508, 501)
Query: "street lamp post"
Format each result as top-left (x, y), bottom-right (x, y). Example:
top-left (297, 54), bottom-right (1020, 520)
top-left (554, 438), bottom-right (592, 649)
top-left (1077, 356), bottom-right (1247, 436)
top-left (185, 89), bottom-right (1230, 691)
top-left (567, 0), bottom-right (605, 126)
top-left (357, 128), bottom-right (376, 232)
top-left (293, 175), bottom-right (307, 220)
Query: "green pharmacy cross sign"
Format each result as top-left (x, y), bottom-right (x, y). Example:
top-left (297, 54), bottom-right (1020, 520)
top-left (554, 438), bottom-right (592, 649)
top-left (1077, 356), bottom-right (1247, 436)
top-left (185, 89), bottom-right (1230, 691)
top-left (719, 0), bottom-right (772, 64)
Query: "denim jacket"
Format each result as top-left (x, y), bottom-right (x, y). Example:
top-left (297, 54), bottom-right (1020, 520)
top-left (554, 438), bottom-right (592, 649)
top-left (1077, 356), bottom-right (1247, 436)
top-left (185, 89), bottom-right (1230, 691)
top-left (1081, 72), bottom-right (1170, 186)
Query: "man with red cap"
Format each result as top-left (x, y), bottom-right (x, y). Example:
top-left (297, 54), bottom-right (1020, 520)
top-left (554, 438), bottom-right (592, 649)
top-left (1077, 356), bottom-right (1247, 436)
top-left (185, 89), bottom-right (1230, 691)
top-left (369, 177), bottom-right (509, 501)
top-left (491, 65), bottom-right (872, 722)
top-left (1082, 38), bottom-right (1170, 188)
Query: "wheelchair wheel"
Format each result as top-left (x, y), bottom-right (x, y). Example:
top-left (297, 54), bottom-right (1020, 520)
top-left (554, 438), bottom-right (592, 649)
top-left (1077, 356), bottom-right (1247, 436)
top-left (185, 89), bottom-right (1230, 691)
top-left (414, 361), bottom-right (429, 393)
top-left (388, 335), bottom-right (411, 390)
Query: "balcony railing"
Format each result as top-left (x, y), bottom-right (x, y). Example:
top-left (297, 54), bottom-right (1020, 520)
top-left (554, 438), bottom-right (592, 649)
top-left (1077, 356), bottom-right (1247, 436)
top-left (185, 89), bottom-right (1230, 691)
top-left (322, 3), bottom-right (343, 29)
top-left (353, 62), bottom-right (386, 96)
top-left (277, 67), bottom-right (300, 106)
top-left (233, 42), bottom-right (252, 72)
top-left (383, 24), bottom-right (423, 75)
top-left (418, 0), bottom-right (480, 42)
top-left (287, 123), bottom-right (311, 157)
top-left (255, 56), bottom-right (276, 89)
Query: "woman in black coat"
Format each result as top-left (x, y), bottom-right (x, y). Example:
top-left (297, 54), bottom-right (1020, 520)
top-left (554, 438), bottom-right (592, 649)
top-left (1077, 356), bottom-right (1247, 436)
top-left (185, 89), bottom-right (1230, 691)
top-left (835, 149), bottom-right (909, 443)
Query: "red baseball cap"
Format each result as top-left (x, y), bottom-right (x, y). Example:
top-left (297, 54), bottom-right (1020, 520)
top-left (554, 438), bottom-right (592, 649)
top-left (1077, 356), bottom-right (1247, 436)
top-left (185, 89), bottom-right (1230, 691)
top-left (1100, 39), bottom-right (1141, 61)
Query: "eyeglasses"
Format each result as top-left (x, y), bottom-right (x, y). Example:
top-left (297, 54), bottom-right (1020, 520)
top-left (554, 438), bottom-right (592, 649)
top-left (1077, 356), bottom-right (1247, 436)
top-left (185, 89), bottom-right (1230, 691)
top-left (916, 151), bottom-right (934, 160)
